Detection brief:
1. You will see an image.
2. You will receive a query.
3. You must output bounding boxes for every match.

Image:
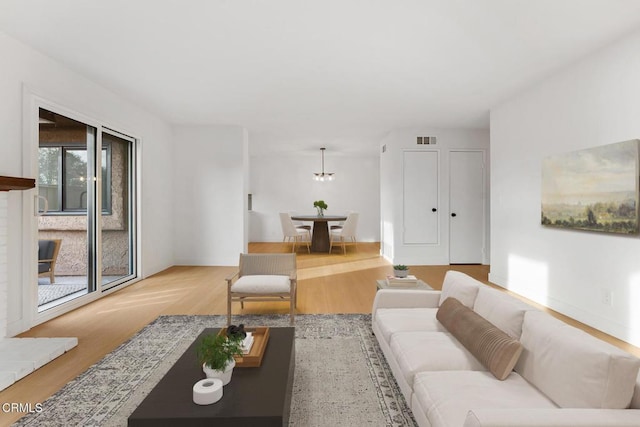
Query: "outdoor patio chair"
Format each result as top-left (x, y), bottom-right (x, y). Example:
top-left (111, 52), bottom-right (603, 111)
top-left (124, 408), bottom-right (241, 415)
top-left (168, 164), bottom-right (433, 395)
top-left (38, 239), bottom-right (61, 284)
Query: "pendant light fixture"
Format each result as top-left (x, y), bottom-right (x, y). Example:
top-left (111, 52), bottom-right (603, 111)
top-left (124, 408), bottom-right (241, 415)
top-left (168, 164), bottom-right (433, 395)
top-left (313, 147), bottom-right (335, 181)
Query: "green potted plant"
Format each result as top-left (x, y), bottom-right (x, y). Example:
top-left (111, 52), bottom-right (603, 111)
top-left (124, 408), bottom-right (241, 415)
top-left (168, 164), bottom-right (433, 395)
top-left (313, 200), bottom-right (328, 216)
top-left (196, 333), bottom-right (243, 385)
top-left (393, 264), bottom-right (409, 278)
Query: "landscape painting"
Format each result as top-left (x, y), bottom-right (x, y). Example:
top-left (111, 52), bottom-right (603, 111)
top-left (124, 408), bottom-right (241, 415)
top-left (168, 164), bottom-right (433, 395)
top-left (541, 139), bottom-right (640, 234)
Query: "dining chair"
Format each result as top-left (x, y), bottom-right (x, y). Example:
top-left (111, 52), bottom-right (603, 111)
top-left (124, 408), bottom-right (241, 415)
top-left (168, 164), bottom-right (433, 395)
top-left (279, 212), bottom-right (311, 253)
top-left (329, 212), bottom-right (359, 254)
top-left (289, 211), bottom-right (312, 232)
top-left (225, 253), bottom-right (297, 325)
top-left (330, 210), bottom-right (353, 231)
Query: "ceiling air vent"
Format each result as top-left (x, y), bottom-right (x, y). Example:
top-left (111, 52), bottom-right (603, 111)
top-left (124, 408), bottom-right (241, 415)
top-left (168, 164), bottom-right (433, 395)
top-left (417, 136), bottom-right (437, 145)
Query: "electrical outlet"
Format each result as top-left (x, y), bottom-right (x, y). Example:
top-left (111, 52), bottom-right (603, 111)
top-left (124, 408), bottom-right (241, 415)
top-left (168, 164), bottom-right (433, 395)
top-left (602, 289), bottom-right (613, 306)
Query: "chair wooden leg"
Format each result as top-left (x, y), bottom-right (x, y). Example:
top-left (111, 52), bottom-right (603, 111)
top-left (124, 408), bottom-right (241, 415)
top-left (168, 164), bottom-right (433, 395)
top-left (289, 297), bottom-right (295, 325)
top-left (286, 236), bottom-right (297, 253)
top-left (342, 237), bottom-right (346, 255)
top-left (227, 294), bottom-right (232, 326)
top-left (49, 270), bottom-right (55, 284)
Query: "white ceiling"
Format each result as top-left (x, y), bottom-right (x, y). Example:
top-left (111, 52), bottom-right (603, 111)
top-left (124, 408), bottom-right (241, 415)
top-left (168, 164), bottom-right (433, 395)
top-left (2, 0), bottom-right (640, 154)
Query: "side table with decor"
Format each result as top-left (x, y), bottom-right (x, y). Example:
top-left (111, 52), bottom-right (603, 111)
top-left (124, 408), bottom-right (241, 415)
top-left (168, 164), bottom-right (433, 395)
top-left (376, 278), bottom-right (433, 291)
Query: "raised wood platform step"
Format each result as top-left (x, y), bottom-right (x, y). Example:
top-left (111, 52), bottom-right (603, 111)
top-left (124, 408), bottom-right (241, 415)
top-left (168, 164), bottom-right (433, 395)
top-left (0, 337), bottom-right (77, 391)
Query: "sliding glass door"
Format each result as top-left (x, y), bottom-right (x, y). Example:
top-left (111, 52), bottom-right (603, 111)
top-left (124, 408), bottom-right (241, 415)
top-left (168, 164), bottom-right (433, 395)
top-left (37, 108), bottom-right (137, 311)
top-left (100, 130), bottom-right (136, 290)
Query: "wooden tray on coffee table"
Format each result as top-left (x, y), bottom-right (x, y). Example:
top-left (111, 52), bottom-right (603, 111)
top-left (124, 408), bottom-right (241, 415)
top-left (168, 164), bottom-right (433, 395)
top-left (218, 326), bottom-right (270, 367)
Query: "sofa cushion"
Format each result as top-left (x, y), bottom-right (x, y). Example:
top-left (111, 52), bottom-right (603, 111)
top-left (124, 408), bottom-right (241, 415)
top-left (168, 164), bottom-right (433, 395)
top-left (437, 297), bottom-right (523, 380)
top-left (439, 270), bottom-right (481, 308)
top-left (631, 372), bottom-right (640, 409)
top-left (412, 371), bottom-right (557, 427)
top-left (464, 408), bottom-right (640, 427)
top-left (231, 275), bottom-right (291, 293)
top-left (374, 308), bottom-right (444, 343)
top-left (516, 310), bottom-right (640, 409)
top-left (473, 286), bottom-right (532, 339)
top-left (390, 331), bottom-right (486, 388)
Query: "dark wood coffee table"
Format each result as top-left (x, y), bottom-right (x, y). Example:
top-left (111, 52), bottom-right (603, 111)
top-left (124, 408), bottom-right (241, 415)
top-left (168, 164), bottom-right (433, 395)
top-left (128, 327), bottom-right (295, 427)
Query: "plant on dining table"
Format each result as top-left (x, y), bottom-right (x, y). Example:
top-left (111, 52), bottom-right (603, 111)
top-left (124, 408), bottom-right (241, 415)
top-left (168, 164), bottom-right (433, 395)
top-left (313, 200), bottom-right (328, 216)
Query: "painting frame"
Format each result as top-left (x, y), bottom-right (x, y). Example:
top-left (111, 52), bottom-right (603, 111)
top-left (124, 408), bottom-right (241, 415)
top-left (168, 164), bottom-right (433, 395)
top-left (541, 139), bottom-right (640, 234)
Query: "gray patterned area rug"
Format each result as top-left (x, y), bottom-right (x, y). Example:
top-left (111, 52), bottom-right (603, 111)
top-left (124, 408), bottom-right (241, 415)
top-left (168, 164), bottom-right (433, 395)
top-left (14, 314), bottom-right (416, 427)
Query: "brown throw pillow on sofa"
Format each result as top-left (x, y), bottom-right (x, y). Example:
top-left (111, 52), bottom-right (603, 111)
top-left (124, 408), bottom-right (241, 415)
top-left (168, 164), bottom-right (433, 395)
top-left (436, 297), bottom-right (523, 380)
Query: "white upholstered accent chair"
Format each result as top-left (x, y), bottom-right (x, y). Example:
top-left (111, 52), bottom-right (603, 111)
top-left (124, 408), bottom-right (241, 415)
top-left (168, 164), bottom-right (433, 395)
top-left (279, 212), bottom-right (310, 253)
top-left (226, 253), bottom-right (297, 325)
top-left (330, 212), bottom-right (359, 254)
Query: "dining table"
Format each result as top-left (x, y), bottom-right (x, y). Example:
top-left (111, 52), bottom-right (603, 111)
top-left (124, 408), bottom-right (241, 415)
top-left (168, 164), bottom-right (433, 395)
top-left (290, 214), bottom-right (348, 252)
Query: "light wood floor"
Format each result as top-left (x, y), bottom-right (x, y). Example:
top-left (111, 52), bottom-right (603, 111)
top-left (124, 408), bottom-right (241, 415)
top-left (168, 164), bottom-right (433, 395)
top-left (1, 242), bottom-right (638, 425)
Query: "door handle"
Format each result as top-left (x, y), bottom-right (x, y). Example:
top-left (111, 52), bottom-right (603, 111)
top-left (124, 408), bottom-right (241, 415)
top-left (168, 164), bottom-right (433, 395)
top-left (451, 213), bottom-right (457, 217)
top-left (432, 208), bottom-right (437, 212)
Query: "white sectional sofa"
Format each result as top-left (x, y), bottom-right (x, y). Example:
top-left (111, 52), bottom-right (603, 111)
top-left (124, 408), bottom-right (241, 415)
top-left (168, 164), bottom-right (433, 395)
top-left (372, 271), bottom-right (640, 427)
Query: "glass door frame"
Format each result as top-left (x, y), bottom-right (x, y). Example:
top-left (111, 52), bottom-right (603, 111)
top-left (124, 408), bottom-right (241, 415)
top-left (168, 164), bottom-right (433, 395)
top-left (24, 93), bottom-right (141, 328)
top-left (100, 127), bottom-right (138, 291)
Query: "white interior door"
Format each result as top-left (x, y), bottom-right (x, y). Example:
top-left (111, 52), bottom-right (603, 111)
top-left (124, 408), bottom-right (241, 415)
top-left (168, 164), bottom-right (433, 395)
top-left (403, 151), bottom-right (439, 244)
top-left (449, 151), bottom-right (485, 263)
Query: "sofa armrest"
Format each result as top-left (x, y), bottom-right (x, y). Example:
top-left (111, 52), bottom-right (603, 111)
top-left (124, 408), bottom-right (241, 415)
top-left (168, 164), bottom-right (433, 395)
top-left (464, 408), bottom-right (640, 427)
top-left (372, 289), bottom-right (441, 318)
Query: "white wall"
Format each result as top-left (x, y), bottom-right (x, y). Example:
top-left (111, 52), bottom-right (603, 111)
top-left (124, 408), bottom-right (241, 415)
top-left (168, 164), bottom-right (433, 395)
top-left (380, 128), bottom-right (490, 265)
top-left (490, 29), bottom-right (640, 347)
top-left (0, 31), bottom-right (175, 335)
top-left (249, 152), bottom-right (380, 243)
top-left (173, 126), bottom-right (249, 266)
top-left (0, 194), bottom-right (8, 337)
